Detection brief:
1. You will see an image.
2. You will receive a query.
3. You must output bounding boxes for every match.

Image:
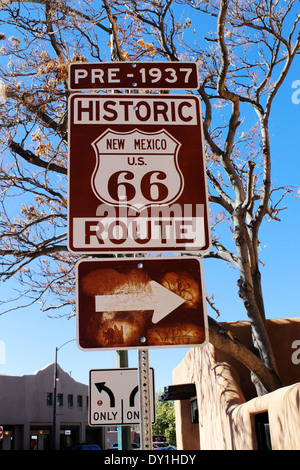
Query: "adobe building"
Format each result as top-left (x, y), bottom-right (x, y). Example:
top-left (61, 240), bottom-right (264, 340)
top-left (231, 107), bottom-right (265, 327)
top-left (165, 317), bottom-right (300, 450)
top-left (0, 364), bottom-right (104, 450)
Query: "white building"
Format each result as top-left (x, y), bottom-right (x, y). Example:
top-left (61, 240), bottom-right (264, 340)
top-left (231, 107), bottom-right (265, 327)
top-left (0, 364), bottom-right (104, 450)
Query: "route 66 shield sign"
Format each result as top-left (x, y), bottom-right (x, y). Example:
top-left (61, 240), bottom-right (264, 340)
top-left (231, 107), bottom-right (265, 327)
top-left (91, 128), bottom-right (183, 210)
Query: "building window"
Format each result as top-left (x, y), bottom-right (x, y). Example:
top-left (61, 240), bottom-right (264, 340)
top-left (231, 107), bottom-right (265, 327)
top-left (68, 394), bottom-right (73, 407)
top-left (57, 393), bottom-right (63, 407)
top-left (254, 412), bottom-right (272, 450)
top-left (46, 392), bottom-right (53, 406)
top-left (77, 395), bottom-right (83, 407)
top-left (190, 399), bottom-right (198, 424)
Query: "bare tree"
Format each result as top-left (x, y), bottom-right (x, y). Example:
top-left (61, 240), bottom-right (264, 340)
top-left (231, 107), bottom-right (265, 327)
top-left (0, 0), bottom-right (299, 394)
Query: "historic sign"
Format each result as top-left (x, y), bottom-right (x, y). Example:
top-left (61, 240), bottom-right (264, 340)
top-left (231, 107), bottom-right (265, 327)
top-left (89, 368), bottom-right (155, 426)
top-left (76, 256), bottom-right (208, 350)
top-left (68, 93), bottom-right (210, 254)
top-left (69, 61), bottom-right (199, 90)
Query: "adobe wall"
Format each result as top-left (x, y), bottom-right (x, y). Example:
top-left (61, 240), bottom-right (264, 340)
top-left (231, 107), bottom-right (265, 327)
top-left (220, 318), bottom-right (300, 400)
top-left (173, 318), bottom-right (300, 450)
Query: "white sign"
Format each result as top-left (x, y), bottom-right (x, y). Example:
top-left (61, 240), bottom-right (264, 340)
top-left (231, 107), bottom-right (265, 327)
top-left (89, 368), bottom-right (155, 426)
top-left (72, 95), bottom-right (199, 125)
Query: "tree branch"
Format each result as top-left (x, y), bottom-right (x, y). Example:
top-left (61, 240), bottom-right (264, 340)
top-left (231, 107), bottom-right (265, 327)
top-left (8, 140), bottom-right (67, 175)
top-left (102, 0), bottom-right (124, 61)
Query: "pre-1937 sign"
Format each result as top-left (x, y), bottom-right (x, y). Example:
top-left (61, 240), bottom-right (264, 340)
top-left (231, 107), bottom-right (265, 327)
top-left (68, 93), bottom-right (210, 254)
top-left (89, 368), bottom-right (155, 426)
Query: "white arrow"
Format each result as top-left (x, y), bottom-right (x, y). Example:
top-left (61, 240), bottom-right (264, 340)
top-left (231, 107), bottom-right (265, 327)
top-left (95, 280), bottom-right (186, 324)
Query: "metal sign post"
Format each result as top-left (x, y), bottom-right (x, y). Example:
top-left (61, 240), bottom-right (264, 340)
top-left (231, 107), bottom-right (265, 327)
top-left (138, 349), bottom-right (153, 450)
top-left (116, 351), bottom-right (131, 450)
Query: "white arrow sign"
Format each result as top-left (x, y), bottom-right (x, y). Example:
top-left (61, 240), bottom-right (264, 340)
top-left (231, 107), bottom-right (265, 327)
top-left (95, 280), bottom-right (186, 324)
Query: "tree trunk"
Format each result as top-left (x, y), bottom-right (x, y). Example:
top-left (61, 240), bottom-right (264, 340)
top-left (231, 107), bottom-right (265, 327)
top-left (233, 208), bottom-right (281, 394)
top-left (208, 316), bottom-right (282, 393)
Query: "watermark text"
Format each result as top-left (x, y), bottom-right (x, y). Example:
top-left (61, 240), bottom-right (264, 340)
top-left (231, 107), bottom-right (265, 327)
top-left (291, 80), bottom-right (300, 104)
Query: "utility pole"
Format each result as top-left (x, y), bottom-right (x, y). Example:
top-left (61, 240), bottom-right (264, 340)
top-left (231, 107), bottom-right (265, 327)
top-left (52, 339), bottom-right (76, 450)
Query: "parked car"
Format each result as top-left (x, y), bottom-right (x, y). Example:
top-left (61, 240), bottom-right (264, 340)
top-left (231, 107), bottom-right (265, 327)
top-left (71, 444), bottom-right (101, 450)
top-left (153, 441), bottom-right (176, 450)
top-left (107, 443), bottom-right (118, 450)
top-left (131, 443), bottom-right (140, 450)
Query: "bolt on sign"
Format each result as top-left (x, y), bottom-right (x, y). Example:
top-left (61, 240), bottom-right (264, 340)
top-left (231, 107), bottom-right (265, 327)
top-left (68, 93), bottom-right (211, 254)
top-left (76, 256), bottom-right (208, 351)
top-left (69, 61), bottom-right (199, 91)
top-left (89, 368), bottom-right (155, 426)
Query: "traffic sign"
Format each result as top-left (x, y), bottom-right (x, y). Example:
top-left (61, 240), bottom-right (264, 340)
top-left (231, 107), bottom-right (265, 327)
top-left (76, 256), bottom-right (208, 350)
top-left (68, 93), bottom-right (211, 254)
top-left (89, 368), bottom-right (155, 426)
top-left (69, 61), bottom-right (199, 90)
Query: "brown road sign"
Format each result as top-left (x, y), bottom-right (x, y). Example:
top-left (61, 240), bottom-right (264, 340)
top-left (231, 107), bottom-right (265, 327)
top-left (68, 93), bottom-right (211, 254)
top-left (69, 61), bottom-right (199, 90)
top-left (76, 256), bottom-right (208, 351)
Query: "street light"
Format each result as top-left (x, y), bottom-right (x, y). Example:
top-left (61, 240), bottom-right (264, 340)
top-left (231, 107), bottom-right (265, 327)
top-left (52, 339), bottom-right (76, 450)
